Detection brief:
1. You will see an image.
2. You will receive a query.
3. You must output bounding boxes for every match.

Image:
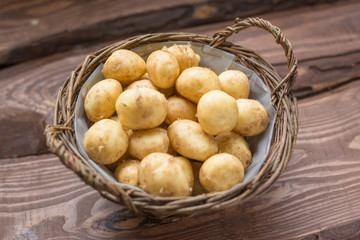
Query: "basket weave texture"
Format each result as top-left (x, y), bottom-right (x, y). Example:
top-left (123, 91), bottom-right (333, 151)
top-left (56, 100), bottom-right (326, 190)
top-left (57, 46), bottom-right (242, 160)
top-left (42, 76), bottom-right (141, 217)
top-left (45, 17), bottom-right (298, 219)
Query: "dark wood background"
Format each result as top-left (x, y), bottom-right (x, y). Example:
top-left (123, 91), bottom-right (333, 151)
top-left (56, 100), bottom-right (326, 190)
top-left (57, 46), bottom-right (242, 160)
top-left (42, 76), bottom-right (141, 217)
top-left (1, 0), bottom-right (360, 239)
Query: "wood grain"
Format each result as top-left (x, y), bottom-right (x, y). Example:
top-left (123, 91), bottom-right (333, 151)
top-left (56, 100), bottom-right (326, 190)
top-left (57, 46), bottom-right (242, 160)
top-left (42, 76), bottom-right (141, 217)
top-left (0, 107), bottom-right (47, 157)
top-left (0, 0), bottom-right (346, 65)
top-left (184, 0), bottom-right (360, 88)
top-left (0, 45), bottom-right (104, 158)
top-left (1, 80), bottom-right (360, 239)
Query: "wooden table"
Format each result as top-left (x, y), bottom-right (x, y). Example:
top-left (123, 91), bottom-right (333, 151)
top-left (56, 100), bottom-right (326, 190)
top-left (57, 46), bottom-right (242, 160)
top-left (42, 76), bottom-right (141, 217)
top-left (1, 0), bottom-right (360, 239)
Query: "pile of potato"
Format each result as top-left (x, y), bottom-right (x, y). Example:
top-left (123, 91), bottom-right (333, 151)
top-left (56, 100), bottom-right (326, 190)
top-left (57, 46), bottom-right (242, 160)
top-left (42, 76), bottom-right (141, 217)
top-left (83, 44), bottom-right (269, 197)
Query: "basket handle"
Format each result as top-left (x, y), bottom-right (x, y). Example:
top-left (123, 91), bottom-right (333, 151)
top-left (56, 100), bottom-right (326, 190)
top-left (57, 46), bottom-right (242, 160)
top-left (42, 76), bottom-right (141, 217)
top-left (210, 17), bottom-right (298, 94)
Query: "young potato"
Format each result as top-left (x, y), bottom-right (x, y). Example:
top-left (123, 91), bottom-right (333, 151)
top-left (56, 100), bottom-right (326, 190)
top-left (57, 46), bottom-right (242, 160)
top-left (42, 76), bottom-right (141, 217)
top-left (126, 79), bottom-right (158, 91)
top-left (115, 88), bottom-right (168, 130)
top-left (138, 153), bottom-right (193, 197)
top-left (114, 159), bottom-right (140, 187)
top-left (165, 95), bottom-right (197, 125)
top-left (128, 127), bottom-right (169, 160)
top-left (167, 119), bottom-right (218, 161)
top-left (219, 70), bottom-right (250, 99)
top-left (176, 67), bottom-right (221, 103)
top-left (215, 131), bottom-right (252, 170)
top-left (141, 72), bottom-right (150, 80)
top-left (84, 79), bottom-right (123, 122)
top-left (197, 90), bottom-right (238, 135)
top-left (163, 44), bottom-right (200, 72)
top-left (234, 99), bottom-right (269, 136)
top-left (102, 49), bottom-right (146, 85)
top-left (146, 50), bottom-right (180, 89)
top-left (190, 160), bottom-right (208, 196)
top-left (83, 119), bottom-right (129, 165)
top-left (199, 153), bottom-right (244, 192)
top-left (175, 156), bottom-right (194, 193)
top-left (108, 115), bottom-right (133, 137)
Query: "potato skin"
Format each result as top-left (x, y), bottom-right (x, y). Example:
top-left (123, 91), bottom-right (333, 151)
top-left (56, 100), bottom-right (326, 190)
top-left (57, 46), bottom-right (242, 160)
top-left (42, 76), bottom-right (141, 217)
top-left (167, 119), bottom-right (218, 161)
top-left (102, 49), bottom-right (146, 85)
top-left (138, 153), bottom-right (193, 197)
top-left (176, 67), bottom-right (221, 103)
top-left (165, 95), bottom-right (197, 125)
top-left (141, 72), bottom-right (150, 80)
top-left (215, 131), bottom-right (252, 170)
top-left (126, 79), bottom-right (158, 91)
top-left (199, 153), bottom-right (244, 192)
top-left (84, 79), bottom-right (123, 122)
top-left (83, 119), bottom-right (129, 165)
top-left (219, 70), bottom-right (250, 99)
top-left (114, 159), bottom-right (140, 187)
top-left (197, 90), bottom-right (238, 135)
top-left (175, 156), bottom-right (194, 192)
top-left (163, 44), bottom-right (200, 72)
top-left (128, 127), bottom-right (169, 160)
top-left (146, 50), bottom-right (180, 89)
top-left (108, 115), bottom-right (134, 137)
top-left (115, 88), bottom-right (168, 130)
top-left (234, 99), bottom-right (269, 136)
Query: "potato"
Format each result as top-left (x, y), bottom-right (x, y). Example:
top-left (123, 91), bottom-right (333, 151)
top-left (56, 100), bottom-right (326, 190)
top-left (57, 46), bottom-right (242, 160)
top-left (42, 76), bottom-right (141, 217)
top-left (102, 49), bottom-right (146, 85)
top-left (190, 161), bottom-right (208, 196)
top-left (138, 153), bottom-right (193, 197)
top-left (141, 72), bottom-right (150, 80)
top-left (234, 99), bottom-right (269, 136)
top-left (176, 67), bottom-right (221, 103)
top-left (197, 90), bottom-right (238, 135)
top-left (165, 95), bottom-right (197, 125)
top-left (84, 79), bottom-right (123, 122)
top-left (199, 153), bottom-right (244, 192)
top-left (108, 116), bottom-right (133, 137)
top-left (115, 88), bottom-right (168, 130)
top-left (219, 70), bottom-right (250, 99)
top-left (163, 44), bottom-right (200, 72)
top-left (128, 127), bottom-right (169, 160)
top-left (167, 119), bottom-right (218, 161)
top-left (114, 159), bottom-right (140, 187)
top-left (146, 50), bottom-right (180, 89)
top-left (175, 156), bottom-right (194, 192)
top-left (83, 119), bottom-right (128, 165)
top-left (215, 131), bottom-right (252, 170)
top-left (126, 79), bottom-right (157, 91)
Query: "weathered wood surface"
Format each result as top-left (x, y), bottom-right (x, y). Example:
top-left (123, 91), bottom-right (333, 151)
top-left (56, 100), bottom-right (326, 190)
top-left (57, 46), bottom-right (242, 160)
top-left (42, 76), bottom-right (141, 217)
top-left (1, 80), bottom-right (360, 239)
top-left (1, 0), bottom-right (360, 239)
top-left (0, 0), bottom-right (345, 66)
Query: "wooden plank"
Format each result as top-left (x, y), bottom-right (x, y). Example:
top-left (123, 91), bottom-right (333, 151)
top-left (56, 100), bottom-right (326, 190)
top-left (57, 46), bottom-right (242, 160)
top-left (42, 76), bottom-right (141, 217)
top-left (300, 219), bottom-right (360, 240)
top-left (1, 80), bottom-right (360, 239)
top-left (183, 0), bottom-right (360, 88)
top-left (0, 0), bottom-right (346, 65)
top-left (1, 1), bottom-right (359, 157)
top-left (0, 107), bottom-right (47, 157)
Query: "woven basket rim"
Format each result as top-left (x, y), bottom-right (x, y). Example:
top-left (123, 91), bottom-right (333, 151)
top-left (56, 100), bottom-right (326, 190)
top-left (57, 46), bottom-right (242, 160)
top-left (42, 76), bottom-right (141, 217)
top-left (45, 17), bottom-right (298, 219)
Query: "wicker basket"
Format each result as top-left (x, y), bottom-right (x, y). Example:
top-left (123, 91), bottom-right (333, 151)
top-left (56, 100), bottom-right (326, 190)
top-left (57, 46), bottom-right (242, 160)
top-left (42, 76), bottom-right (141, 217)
top-left (45, 17), bottom-right (298, 219)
